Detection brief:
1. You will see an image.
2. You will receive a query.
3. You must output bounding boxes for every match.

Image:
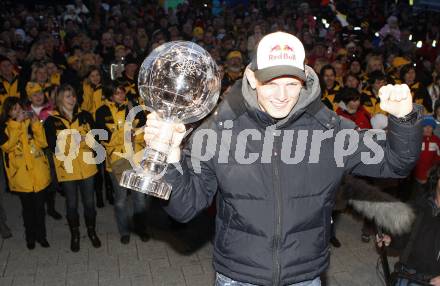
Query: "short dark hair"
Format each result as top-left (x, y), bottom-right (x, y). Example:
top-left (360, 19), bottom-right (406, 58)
top-left (399, 63), bottom-right (415, 81)
top-left (102, 81), bottom-right (125, 99)
top-left (340, 87), bottom-right (361, 104)
top-left (0, 96), bottom-right (20, 125)
top-left (368, 71), bottom-right (386, 85)
top-left (320, 64), bottom-right (336, 78)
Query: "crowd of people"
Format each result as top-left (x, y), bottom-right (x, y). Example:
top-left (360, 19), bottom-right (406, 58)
top-left (0, 0), bottom-right (439, 284)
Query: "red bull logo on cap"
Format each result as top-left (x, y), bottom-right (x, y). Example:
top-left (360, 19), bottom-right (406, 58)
top-left (270, 45), bottom-right (294, 52)
top-left (268, 44), bottom-right (296, 61)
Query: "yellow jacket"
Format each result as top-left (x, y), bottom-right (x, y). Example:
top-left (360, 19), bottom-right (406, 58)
top-left (361, 87), bottom-right (387, 115)
top-left (81, 82), bottom-right (104, 116)
top-left (321, 83), bottom-right (341, 111)
top-left (0, 119), bottom-right (51, 193)
top-left (0, 74), bottom-right (21, 108)
top-left (50, 73), bottom-right (61, 86)
top-left (121, 75), bottom-right (145, 106)
top-left (95, 100), bottom-right (146, 172)
top-left (44, 109), bottom-right (98, 182)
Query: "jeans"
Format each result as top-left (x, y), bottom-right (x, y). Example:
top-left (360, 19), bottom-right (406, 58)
top-left (395, 278), bottom-right (426, 286)
top-left (61, 176), bottom-right (96, 223)
top-left (215, 273), bottom-right (321, 286)
top-left (18, 189), bottom-right (47, 243)
top-left (109, 173), bottom-right (148, 236)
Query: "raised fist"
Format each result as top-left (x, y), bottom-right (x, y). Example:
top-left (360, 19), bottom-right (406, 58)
top-left (379, 84), bottom-right (413, 118)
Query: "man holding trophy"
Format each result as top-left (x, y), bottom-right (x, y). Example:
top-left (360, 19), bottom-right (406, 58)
top-left (128, 32), bottom-right (422, 285)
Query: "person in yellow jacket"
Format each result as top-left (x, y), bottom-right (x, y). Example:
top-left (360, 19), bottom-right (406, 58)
top-left (119, 54), bottom-right (144, 106)
top-left (0, 96), bottom-right (51, 250)
top-left (95, 82), bottom-right (149, 244)
top-left (320, 64), bottom-right (341, 111)
top-left (25, 62), bottom-right (53, 101)
top-left (44, 84), bottom-right (101, 252)
top-left (81, 66), bottom-right (108, 208)
top-left (46, 60), bottom-right (62, 86)
top-left (80, 66), bottom-right (104, 116)
top-left (0, 56), bottom-right (22, 108)
top-left (400, 63), bottom-right (433, 114)
top-left (360, 71), bottom-right (388, 116)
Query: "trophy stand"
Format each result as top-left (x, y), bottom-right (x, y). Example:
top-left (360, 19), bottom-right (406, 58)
top-left (120, 122), bottom-right (174, 200)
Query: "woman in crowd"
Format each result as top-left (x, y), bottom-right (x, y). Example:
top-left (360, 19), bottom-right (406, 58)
top-left (80, 66), bottom-right (107, 208)
top-left (95, 83), bottom-right (148, 244)
top-left (320, 64), bottom-right (342, 111)
top-left (25, 62), bottom-right (52, 99)
top-left (336, 87), bottom-right (372, 129)
top-left (45, 60), bottom-right (62, 87)
top-left (81, 65), bottom-right (104, 117)
top-left (44, 84), bottom-right (101, 252)
top-left (0, 97), bottom-right (51, 249)
top-left (343, 73), bottom-right (361, 90)
top-left (400, 63), bottom-right (432, 114)
top-left (361, 71), bottom-right (388, 116)
top-left (24, 83), bottom-right (61, 220)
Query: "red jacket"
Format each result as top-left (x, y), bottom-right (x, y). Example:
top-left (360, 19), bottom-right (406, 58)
top-left (414, 135), bottom-right (440, 182)
top-left (336, 105), bottom-right (372, 129)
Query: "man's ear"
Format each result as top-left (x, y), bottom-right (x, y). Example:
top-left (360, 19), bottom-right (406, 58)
top-left (245, 68), bottom-right (258, 89)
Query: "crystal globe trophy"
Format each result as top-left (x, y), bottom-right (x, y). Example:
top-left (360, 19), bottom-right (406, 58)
top-left (119, 41), bottom-right (221, 200)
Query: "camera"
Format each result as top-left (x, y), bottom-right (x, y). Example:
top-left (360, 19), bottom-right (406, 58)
top-left (110, 57), bottom-right (125, 80)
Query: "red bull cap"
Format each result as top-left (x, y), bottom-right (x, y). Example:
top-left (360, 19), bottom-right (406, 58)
top-left (252, 32), bottom-right (306, 82)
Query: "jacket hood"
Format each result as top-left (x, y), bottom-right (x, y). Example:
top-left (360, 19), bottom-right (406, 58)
top-left (241, 64), bottom-right (322, 128)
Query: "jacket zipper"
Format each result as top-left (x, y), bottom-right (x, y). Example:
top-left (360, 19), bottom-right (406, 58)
top-left (272, 134), bottom-right (282, 286)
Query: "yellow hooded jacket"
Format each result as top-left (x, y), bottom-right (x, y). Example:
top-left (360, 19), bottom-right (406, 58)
top-left (81, 82), bottom-right (104, 116)
top-left (43, 109), bottom-right (98, 182)
top-left (0, 73), bottom-right (21, 108)
top-left (0, 119), bottom-right (51, 193)
top-left (95, 100), bottom-right (146, 172)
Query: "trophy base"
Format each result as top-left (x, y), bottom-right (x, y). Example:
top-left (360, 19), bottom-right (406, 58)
top-left (119, 169), bottom-right (172, 200)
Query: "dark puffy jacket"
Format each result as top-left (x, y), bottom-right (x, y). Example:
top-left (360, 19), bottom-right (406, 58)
top-left (163, 66), bottom-right (422, 286)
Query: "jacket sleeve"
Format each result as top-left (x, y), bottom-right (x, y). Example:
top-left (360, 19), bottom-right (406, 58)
top-left (0, 121), bottom-right (23, 153)
top-left (162, 123), bottom-right (219, 223)
top-left (43, 117), bottom-right (58, 153)
top-left (345, 109), bottom-right (423, 178)
top-left (133, 108), bottom-right (147, 145)
top-left (80, 84), bottom-right (92, 113)
top-left (95, 106), bottom-right (112, 143)
top-left (31, 120), bottom-right (48, 149)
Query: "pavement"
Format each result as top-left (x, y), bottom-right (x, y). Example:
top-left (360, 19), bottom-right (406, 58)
top-left (0, 191), bottom-right (397, 286)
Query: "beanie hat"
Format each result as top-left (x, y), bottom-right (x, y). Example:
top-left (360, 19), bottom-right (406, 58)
top-left (392, 57), bottom-right (410, 69)
top-left (26, 82), bottom-right (44, 97)
top-left (422, 116), bottom-right (437, 129)
top-left (251, 31), bottom-right (306, 82)
top-left (193, 27), bottom-right (204, 37)
top-left (226, 50), bottom-right (242, 61)
top-left (370, 114), bottom-right (388, 130)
